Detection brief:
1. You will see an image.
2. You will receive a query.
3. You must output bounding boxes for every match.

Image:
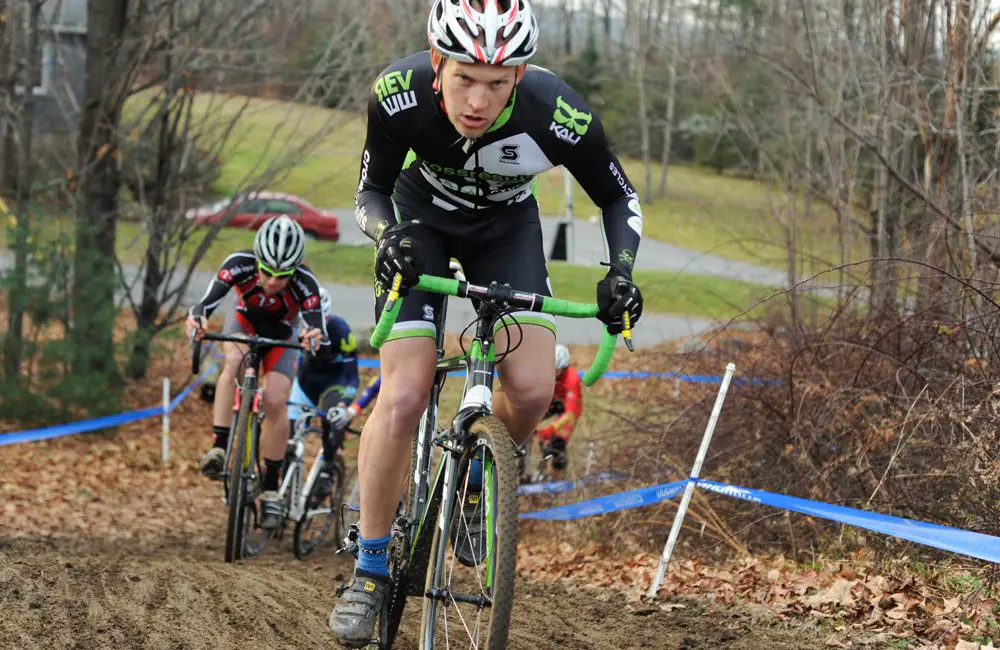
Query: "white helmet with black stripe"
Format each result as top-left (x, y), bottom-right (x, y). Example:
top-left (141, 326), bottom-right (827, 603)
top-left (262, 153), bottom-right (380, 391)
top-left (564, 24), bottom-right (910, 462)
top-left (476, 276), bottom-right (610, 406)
top-left (555, 343), bottom-right (570, 371)
top-left (427, 0), bottom-right (539, 67)
top-left (253, 215), bottom-right (306, 271)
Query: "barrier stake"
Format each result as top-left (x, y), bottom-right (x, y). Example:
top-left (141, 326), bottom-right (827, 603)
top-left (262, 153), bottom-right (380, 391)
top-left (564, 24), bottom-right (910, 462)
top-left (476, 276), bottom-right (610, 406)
top-left (162, 377), bottom-right (170, 464)
top-left (646, 362), bottom-right (736, 599)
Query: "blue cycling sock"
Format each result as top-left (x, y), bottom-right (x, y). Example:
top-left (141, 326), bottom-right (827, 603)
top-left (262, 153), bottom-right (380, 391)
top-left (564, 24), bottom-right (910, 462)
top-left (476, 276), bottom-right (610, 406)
top-left (358, 534), bottom-right (390, 577)
top-left (468, 458), bottom-right (483, 492)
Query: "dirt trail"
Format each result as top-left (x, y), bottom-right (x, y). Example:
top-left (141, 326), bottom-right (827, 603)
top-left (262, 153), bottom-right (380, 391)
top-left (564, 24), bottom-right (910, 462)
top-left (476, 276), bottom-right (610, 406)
top-left (0, 534), bottom-right (825, 650)
top-left (0, 349), bottom-right (827, 649)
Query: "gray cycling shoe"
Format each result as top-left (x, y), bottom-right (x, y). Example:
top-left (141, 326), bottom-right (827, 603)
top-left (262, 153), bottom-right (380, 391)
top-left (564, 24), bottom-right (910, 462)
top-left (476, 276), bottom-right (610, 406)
top-left (198, 447), bottom-right (225, 480)
top-left (329, 572), bottom-right (389, 648)
top-left (259, 490), bottom-right (285, 531)
top-left (451, 490), bottom-right (487, 568)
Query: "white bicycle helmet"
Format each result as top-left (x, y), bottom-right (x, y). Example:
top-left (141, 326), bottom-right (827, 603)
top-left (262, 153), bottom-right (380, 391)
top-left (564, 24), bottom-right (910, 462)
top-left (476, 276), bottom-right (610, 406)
top-left (554, 344), bottom-right (570, 371)
top-left (253, 215), bottom-right (306, 272)
top-left (427, 0), bottom-right (539, 66)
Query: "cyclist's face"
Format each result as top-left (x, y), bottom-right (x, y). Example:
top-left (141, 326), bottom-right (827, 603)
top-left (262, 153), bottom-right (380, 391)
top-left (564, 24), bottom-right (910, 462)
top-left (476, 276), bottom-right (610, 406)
top-left (440, 59), bottom-right (520, 138)
top-left (257, 269), bottom-right (290, 294)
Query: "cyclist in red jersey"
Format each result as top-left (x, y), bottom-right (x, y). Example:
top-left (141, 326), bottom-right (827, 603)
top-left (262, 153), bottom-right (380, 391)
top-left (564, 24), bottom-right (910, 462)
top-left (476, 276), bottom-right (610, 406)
top-left (535, 344), bottom-right (582, 480)
top-left (186, 215), bottom-right (331, 529)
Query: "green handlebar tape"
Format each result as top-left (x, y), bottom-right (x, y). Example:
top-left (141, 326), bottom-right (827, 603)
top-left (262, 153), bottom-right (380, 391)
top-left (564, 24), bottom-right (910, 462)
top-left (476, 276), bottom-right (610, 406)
top-left (415, 275), bottom-right (459, 295)
top-left (370, 298), bottom-right (403, 349)
top-left (582, 329), bottom-right (617, 386)
top-left (541, 296), bottom-right (599, 318)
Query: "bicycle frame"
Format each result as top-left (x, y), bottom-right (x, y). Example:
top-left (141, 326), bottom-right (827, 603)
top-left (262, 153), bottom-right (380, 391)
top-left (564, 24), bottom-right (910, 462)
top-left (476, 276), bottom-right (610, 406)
top-left (367, 272), bottom-right (624, 647)
top-left (221, 356), bottom-right (264, 505)
top-left (278, 415), bottom-right (328, 522)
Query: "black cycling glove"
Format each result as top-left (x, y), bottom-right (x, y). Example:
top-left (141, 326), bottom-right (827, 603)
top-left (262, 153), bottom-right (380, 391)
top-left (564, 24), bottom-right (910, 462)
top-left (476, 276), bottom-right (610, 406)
top-left (374, 221), bottom-right (424, 296)
top-left (596, 263), bottom-right (643, 335)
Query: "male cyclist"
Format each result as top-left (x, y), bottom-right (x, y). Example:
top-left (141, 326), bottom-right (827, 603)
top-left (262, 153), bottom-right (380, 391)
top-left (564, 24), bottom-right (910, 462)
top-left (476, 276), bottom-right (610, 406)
top-left (531, 343), bottom-right (581, 482)
top-left (287, 286), bottom-right (362, 497)
top-left (186, 215), bottom-right (331, 530)
top-left (330, 0), bottom-right (643, 643)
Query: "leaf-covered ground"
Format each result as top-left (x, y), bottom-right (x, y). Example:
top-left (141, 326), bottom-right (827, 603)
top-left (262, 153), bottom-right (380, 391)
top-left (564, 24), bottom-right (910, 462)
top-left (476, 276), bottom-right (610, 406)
top-left (1, 343), bottom-right (996, 649)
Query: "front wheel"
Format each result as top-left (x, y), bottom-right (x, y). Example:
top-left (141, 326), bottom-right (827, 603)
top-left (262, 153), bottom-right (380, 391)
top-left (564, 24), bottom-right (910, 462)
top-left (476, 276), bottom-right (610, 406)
top-left (294, 457), bottom-right (343, 560)
top-left (225, 393), bottom-right (255, 562)
top-left (419, 415), bottom-right (519, 650)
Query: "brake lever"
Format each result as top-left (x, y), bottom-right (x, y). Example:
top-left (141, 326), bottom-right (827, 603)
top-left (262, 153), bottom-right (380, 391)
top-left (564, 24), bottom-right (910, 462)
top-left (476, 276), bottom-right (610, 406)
top-left (622, 312), bottom-right (635, 352)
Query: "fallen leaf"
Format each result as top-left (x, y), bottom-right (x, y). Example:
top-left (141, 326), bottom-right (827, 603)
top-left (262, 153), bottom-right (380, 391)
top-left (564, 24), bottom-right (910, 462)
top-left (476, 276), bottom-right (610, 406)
top-left (956, 640), bottom-right (988, 650)
top-left (807, 579), bottom-right (857, 608)
top-left (659, 603), bottom-right (687, 612)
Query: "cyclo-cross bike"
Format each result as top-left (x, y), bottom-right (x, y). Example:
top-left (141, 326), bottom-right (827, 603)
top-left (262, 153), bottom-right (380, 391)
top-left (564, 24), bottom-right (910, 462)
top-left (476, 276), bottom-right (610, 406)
top-left (191, 331), bottom-right (305, 563)
top-left (282, 403), bottom-right (360, 560)
top-left (361, 272), bottom-right (627, 650)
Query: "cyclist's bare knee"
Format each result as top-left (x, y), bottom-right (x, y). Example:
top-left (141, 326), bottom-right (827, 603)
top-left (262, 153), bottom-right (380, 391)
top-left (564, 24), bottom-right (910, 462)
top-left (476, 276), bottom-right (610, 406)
top-left (375, 337), bottom-right (437, 435)
top-left (262, 373), bottom-right (292, 418)
top-left (497, 326), bottom-right (555, 415)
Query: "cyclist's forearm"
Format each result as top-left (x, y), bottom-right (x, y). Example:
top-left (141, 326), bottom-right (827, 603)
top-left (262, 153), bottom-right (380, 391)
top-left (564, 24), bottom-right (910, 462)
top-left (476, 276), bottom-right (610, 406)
top-left (189, 278), bottom-right (230, 319)
top-left (356, 190), bottom-right (399, 241)
top-left (600, 195), bottom-right (642, 276)
top-left (549, 413), bottom-right (576, 437)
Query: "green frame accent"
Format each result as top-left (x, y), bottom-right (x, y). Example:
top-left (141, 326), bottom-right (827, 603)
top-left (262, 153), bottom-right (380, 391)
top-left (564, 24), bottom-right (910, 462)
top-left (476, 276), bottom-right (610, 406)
top-left (484, 452), bottom-right (496, 589)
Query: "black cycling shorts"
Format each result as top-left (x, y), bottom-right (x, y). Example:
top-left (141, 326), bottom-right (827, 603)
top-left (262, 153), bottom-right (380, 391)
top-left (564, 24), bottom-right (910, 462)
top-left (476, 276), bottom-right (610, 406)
top-left (373, 190), bottom-right (556, 342)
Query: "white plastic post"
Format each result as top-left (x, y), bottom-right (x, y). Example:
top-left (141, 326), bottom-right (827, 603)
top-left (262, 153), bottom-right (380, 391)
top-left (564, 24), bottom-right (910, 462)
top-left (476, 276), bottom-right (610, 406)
top-left (162, 377), bottom-right (170, 464)
top-left (646, 362), bottom-right (737, 599)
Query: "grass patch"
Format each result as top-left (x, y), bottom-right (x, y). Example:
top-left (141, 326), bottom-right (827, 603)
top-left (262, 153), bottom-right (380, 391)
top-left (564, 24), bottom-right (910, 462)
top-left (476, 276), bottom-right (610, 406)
top-left (5, 212), bottom-right (781, 320)
top-left (125, 91), bottom-right (863, 272)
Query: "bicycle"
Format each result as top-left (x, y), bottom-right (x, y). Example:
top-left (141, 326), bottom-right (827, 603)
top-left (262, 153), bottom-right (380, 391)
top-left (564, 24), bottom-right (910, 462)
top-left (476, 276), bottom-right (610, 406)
top-left (280, 404), bottom-right (361, 560)
top-left (191, 331), bottom-right (305, 563)
top-left (358, 272), bottom-right (626, 649)
top-left (517, 434), bottom-right (555, 485)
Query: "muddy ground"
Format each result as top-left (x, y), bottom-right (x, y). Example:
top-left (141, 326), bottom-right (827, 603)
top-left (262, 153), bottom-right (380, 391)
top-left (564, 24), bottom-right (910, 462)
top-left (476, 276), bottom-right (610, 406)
top-left (0, 534), bottom-right (828, 650)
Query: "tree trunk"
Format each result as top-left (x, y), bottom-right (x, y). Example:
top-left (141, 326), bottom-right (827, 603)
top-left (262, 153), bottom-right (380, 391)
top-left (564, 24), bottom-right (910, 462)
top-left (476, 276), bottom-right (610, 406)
top-left (3, 0), bottom-right (39, 378)
top-left (657, 0), bottom-right (678, 198)
top-left (561, 0), bottom-right (572, 55)
top-left (71, 0), bottom-right (128, 380)
top-left (0, 0), bottom-right (14, 190)
top-left (602, 0), bottom-right (613, 57)
top-left (632, 0), bottom-right (651, 203)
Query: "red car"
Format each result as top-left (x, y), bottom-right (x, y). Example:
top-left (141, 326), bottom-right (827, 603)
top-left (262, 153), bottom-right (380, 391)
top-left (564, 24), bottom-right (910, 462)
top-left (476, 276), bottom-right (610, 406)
top-left (185, 191), bottom-right (341, 242)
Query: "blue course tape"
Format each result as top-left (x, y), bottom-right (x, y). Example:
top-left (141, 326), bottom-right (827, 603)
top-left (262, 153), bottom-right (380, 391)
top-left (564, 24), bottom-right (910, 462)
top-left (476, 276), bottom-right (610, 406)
top-left (3, 347), bottom-right (221, 445)
top-left (696, 479), bottom-right (1000, 565)
top-left (167, 361), bottom-right (220, 413)
top-left (518, 471), bottom-right (630, 496)
top-left (0, 407), bottom-right (164, 447)
top-left (520, 479), bottom-right (688, 521)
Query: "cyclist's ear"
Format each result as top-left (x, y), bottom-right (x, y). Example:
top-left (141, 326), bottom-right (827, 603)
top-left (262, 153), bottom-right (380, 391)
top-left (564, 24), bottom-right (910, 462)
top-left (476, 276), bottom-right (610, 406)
top-left (514, 64), bottom-right (526, 84)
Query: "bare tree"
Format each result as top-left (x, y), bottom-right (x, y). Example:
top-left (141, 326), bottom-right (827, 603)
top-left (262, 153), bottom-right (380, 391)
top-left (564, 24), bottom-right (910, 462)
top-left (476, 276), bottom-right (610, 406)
top-left (657, 0), bottom-right (679, 198)
top-left (2, 0), bottom-right (41, 378)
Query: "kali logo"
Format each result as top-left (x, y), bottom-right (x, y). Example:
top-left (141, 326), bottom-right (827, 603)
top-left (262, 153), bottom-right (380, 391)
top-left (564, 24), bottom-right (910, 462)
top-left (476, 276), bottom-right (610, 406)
top-left (499, 144), bottom-right (520, 163)
top-left (550, 122), bottom-right (581, 145)
top-left (422, 304), bottom-right (435, 322)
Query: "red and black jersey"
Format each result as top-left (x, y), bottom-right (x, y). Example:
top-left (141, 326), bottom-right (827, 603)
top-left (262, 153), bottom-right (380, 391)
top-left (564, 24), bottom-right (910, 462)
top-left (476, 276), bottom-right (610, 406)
top-left (189, 251), bottom-right (330, 349)
top-left (537, 366), bottom-right (583, 442)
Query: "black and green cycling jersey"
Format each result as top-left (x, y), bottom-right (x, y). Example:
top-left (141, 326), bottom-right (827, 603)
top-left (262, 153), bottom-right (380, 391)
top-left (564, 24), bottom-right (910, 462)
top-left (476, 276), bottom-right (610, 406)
top-left (355, 50), bottom-right (643, 274)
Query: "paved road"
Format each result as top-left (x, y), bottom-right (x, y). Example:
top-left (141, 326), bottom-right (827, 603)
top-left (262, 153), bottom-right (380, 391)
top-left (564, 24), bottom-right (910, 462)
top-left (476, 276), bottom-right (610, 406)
top-left (334, 208), bottom-right (790, 287)
top-left (0, 251), bottom-right (723, 346)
